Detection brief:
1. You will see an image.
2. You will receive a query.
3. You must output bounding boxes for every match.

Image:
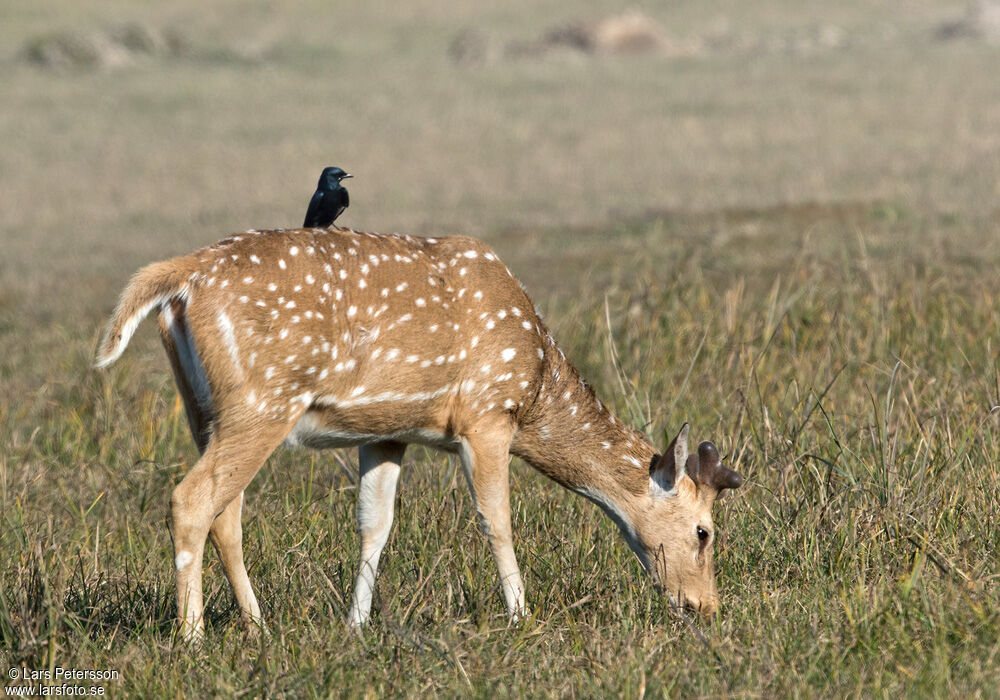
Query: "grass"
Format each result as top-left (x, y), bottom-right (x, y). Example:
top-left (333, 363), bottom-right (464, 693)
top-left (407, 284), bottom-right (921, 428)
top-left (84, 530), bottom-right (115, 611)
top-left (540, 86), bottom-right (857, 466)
top-left (3, 205), bottom-right (1000, 696)
top-left (3, 0), bottom-right (1000, 695)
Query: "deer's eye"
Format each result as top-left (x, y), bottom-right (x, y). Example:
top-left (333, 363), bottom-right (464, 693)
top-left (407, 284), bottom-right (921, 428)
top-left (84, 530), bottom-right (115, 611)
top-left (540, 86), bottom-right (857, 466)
top-left (697, 526), bottom-right (709, 543)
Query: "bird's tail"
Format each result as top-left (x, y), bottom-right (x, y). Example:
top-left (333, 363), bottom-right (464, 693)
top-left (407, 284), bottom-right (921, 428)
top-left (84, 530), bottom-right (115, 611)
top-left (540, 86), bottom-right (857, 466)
top-left (95, 258), bottom-right (197, 368)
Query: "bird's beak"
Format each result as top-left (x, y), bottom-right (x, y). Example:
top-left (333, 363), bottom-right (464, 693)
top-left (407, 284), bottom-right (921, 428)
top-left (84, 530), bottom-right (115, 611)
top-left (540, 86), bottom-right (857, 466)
top-left (342, 173), bottom-right (353, 179)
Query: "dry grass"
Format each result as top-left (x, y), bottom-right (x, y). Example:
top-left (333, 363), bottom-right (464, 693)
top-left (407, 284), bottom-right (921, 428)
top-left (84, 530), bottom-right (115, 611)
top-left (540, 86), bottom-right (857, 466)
top-left (2, 0), bottom-right (1000, 696)
top-left (3, 205), bottom-right (1000, 696)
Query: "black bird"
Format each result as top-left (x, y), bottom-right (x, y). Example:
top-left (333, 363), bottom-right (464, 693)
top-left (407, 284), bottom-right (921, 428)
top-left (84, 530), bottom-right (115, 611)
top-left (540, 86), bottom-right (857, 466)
top-left (303, 167), bottom-right (352, 227)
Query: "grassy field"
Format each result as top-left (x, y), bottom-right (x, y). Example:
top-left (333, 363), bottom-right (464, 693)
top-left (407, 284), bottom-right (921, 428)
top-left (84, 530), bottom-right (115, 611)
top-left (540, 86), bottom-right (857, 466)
top-left (3, 1), bottom-right (1000, 697)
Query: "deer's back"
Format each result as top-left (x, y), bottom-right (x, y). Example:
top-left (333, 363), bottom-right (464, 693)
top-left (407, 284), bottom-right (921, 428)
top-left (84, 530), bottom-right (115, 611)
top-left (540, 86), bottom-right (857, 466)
top-left (175, 228), bottom-right (548, 441)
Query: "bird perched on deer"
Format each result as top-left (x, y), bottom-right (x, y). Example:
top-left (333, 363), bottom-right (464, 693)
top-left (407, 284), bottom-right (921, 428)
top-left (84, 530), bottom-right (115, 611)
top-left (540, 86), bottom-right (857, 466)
top-left (95, 226), bottom-right (743, 641)
top-left (303, 166), bottom-right (352, 228)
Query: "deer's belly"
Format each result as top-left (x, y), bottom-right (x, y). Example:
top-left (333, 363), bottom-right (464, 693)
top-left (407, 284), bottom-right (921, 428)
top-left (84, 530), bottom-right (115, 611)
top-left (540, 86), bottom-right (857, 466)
top-left (283, 408), bottom-right (460, 452)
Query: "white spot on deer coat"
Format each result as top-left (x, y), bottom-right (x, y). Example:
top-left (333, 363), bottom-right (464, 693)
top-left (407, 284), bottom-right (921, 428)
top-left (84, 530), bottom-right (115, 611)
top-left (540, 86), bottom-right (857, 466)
top-left (175, 551), bottom-right (194, 571)
top-left (216, 310), bottom-right (243, 374)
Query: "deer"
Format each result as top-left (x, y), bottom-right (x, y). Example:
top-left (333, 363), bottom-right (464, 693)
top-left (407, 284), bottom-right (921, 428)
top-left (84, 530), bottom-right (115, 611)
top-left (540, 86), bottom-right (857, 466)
top-left (95, 226), bottom-right (743, 640)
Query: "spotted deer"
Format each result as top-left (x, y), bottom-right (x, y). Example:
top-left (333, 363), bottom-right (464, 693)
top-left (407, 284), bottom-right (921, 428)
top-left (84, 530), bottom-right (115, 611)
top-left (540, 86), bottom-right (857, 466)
top-left (95, 227), bottom-right (743, 639)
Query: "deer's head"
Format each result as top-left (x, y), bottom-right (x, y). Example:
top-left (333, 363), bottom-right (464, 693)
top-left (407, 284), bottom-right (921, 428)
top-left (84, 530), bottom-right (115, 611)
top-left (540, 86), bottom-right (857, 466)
top-left (633, 423), bottom-right (742, 616)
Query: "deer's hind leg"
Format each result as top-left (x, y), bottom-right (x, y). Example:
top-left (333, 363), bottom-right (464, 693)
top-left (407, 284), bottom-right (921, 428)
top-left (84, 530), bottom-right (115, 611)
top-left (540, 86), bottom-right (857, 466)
top-left (207, 490), bottom-right (262, 631)
top-left (169, 416), bottom-right (296, 641)
top-left (158, 305), bottom-right (296, 639)
top-left (159, 305), bottom-right (259, 633)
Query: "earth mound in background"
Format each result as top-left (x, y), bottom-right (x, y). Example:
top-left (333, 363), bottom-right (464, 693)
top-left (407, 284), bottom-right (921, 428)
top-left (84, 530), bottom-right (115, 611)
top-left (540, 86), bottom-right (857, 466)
top-left (20, 23), bottom-right (188, 71)
top-left (935, 0), bottom-right (1000, 42)
top-left (450, 10), bottom-right (700, 65)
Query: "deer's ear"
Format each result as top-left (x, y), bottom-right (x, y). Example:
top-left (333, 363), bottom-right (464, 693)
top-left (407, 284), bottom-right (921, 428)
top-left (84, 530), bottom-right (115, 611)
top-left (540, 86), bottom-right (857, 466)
top-left (650, 423), bottom-right (689, 497)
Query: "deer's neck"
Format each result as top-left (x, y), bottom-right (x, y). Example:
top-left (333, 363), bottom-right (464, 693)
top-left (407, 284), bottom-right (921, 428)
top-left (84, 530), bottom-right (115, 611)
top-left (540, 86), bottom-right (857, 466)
top-left (511, 336), bottom-right (656, 516)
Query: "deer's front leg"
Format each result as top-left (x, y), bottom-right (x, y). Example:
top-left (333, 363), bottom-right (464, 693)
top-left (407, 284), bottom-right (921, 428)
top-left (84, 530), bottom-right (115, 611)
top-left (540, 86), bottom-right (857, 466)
top-left (349, 441), bottom-right (406, 629)
top-left (459, 430), bottom-right (527, 621)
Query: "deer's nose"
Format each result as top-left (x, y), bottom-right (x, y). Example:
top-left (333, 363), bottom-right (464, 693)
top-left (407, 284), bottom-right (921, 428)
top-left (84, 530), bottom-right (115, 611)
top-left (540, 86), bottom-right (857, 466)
top-left (682, 595), bottom-right (717, 618)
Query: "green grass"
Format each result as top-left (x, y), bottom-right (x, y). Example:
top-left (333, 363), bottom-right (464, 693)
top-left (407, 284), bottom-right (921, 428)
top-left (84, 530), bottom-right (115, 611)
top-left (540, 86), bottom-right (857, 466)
top-left (2, 205), bottom-right (999, 696)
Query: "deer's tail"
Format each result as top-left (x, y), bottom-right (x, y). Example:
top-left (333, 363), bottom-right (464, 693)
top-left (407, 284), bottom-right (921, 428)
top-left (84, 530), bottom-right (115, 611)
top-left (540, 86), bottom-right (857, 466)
top-left (95, 258), bottom-right (196, 368)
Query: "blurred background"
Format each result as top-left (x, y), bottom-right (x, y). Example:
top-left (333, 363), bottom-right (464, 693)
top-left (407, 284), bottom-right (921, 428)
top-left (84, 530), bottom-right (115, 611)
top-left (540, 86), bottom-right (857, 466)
top-left (3, 2), bottom-right (999, 382)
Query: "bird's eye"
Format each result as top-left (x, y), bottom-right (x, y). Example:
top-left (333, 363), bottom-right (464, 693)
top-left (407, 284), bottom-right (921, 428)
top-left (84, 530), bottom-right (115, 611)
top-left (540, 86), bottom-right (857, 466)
top-left (697, 527), bottom-right (709, 543)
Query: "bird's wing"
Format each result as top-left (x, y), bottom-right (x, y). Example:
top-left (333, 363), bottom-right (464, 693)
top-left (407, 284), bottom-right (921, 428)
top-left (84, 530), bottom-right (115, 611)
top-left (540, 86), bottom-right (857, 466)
top-left (335, 188), bottom-right (349, 221)
top-left (330, 189), bottom-right (348, 223)
top-left (303, 190), bottom-right (324, 227)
